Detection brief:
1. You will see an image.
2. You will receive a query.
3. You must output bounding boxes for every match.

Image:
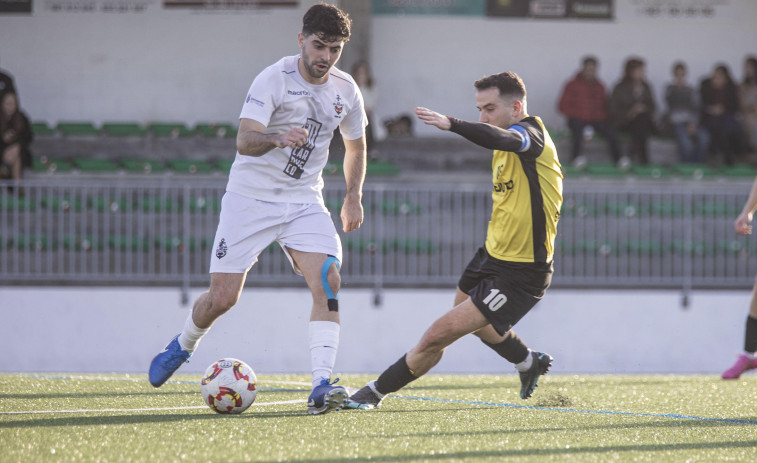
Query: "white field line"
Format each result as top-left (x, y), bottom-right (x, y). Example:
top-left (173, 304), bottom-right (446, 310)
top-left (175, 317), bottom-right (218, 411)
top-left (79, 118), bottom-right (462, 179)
top-left (18, 373), bottom-right (313, 388)
top-left (0, 399), bottom-right (306, 416)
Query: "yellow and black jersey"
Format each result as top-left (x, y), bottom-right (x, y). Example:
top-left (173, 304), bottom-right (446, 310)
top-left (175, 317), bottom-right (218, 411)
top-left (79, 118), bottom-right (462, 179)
top-left (448, 115), bottom-right (563, 264)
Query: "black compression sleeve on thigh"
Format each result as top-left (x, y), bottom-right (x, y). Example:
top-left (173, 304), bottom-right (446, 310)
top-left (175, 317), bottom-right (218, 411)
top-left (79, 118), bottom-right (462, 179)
top-left (482, 331), bottom-right (529, 364)
top-left (375, 354), bottom-right (418, 395)
top-left (745, 316), bottom-right (757, 353)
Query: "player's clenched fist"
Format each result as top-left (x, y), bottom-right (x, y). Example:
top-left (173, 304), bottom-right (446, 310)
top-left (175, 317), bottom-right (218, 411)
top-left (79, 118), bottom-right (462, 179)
top-left (276, 127), bottom-right (309, 149)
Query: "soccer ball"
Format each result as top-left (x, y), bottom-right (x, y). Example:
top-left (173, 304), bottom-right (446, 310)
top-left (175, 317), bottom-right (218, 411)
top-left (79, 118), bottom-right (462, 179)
top-left (200, 358), bottom-right (258, 414)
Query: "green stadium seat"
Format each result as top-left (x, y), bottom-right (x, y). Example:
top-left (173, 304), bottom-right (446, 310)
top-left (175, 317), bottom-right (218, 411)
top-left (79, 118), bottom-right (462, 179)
top-left (215, 158), bottom-right (235, 174)
top-left (90, 196), bottom-right (130, 212)
top-left (584, 163), bottom-right (627, 178)
top-left (12, 235), bottom-right (52, 251)
top-left (120, 158), bottom-right (167, 174)
top-left (166, 159), bottom-right (214, 174)
top-left (602, 200), bottom-right (646, 217)
top-left (392, 238), bottom-right (436, 254)
top-left (34, 157), bottom-right (74, 173)
top-left (324, 198), bottom-right (342, 212)
top-left (631, 164), bottom-right (670, 179)
top-left (671, 239), bottom-right (712, 256)
top-left (188, 196), bottom-right (221, 213)
top-left (72, 158), bottom-right (121, 173)
top-left (366, 160), bottom-right (401, 176)
top-left (135, 196), bottom-right (178, 213)
top-left (344, 238), bottom-right (385, 253)
top-left (108, 236), bottom-right (151, 252)
top-left (672, 163), bottom-right (718, 180)
top-left (154, 236), bottom-right (199, 252)
top-left (31, 121), bottom-right (56, 136)
top-left (195, 122), bottom-right (237, 138)
top-left (148, 122), bottom-right (193, 138)
top-left (560, 163), bottom-right (584, 178)
top-left (41, 196), bottom-right (84, 212)
top-left (57, 122), bottom-right (100, 137)
top-left (695, 201), bottom-right (736, 217)
top-left (61, 235), bottom-right (102, 251)
top-left (650, 201), bottom-right (684, 217)
top-left (720, 164), bottom-right (757, 178)
top-left (102, 122), bottom-right (147, 137)
top-left (624, 239), bottom-right (665, 255)
top-left (381, 199), bottom-right (422, 215)
top-left (0, 196), bottom-right (36, 212)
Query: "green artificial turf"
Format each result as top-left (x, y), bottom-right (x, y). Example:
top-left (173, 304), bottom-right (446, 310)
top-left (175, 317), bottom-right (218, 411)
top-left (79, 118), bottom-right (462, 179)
top-left (1, 373), bottom-right (756, 462)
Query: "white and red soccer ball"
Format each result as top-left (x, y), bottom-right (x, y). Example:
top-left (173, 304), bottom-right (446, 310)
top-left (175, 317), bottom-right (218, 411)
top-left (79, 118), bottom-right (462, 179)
top-left (201, 358), bottom-right (257, 414)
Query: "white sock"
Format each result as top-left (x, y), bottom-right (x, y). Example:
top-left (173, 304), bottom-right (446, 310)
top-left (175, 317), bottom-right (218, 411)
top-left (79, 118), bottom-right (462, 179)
top-left (745, 351), bottom-right (756, 359)
top-left (515, 349), bottom-right (534, 372)
top-left (309, 321), bottom-right (340, 388)
top-left (177, 312), bottom-right (209, 353)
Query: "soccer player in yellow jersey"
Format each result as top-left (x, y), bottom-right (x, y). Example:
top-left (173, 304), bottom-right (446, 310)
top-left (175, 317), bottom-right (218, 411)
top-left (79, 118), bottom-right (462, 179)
top-left (347, 72), bottom-right (563, 409)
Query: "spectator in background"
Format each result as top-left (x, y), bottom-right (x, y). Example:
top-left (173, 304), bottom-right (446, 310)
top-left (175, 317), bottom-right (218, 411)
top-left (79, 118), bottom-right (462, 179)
top-left (0, 92), bottom-right (33, 182)
top-left (352, 60), bottom-right (378, 158)
top-left (558, 56), bottom-right (621, 167)
top-left (664, 61), bottom-right (709, 163)
top-left (700, 64), bottom-right (747, 165)
top-left (0, 58), bottom-right (16, 102)
top-left (610, 57), bottom-right (657, 165)
top-left (739, 56), bottom-right (757, 153)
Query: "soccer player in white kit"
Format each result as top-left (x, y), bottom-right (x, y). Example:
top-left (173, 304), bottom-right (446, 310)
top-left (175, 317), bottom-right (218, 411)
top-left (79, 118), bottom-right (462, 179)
top-left (149, 3), bottom-right (367, 415)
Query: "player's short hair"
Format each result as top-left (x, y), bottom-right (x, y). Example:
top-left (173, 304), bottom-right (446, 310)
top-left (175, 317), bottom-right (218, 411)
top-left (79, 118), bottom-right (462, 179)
top-left (302, 2), bottom-right (352, 43)
top-left (474, 72), bottom-right (526, 102)
top-left (582, 56), bottom-right (598, 67)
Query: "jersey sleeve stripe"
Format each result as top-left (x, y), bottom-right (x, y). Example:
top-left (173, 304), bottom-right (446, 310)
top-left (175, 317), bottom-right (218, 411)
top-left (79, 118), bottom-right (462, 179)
top-left (508, 124), bottom-right (531, 152)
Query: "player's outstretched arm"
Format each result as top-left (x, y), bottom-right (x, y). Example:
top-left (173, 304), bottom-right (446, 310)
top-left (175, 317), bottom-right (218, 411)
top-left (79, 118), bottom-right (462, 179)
top-left (236, 118), bottom-right (309, 157)
top-left (415, 107), bottom-right (451, 131)
top-left (341, 135), bottom-right (366, 233)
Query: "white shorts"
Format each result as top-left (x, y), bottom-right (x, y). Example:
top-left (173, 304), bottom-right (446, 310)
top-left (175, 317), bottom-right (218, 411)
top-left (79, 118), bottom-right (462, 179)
top-left (209, 191), bottom-right (342, 275)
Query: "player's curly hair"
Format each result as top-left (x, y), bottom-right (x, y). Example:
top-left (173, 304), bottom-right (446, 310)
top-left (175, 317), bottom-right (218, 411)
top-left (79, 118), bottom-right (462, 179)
top-left (302, 2), bottom-right (352, 42)
top-left (474, 72), bottom-right (526, 101)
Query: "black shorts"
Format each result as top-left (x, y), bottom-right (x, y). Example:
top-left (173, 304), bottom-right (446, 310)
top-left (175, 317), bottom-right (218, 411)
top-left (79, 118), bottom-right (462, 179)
top-left (458, 246), bottom-right (553, 336)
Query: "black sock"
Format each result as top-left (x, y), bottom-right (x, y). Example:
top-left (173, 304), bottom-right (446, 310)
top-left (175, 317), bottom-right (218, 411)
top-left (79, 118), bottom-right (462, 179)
top-left (745, 316), bottom-right (757, 353)
top-left (482, 331), bottom-right (529, 364)
top-left (375, 354), bottom-right (418, 395)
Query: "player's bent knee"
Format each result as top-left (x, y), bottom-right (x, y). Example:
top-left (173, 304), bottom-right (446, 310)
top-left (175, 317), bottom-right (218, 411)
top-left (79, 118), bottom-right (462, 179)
top-left (321, 255), bottom-right (341, 312)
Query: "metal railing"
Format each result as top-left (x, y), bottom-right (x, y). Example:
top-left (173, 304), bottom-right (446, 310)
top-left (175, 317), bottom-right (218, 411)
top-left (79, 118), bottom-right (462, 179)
top-left (1, 178), bottom-right (755, 303)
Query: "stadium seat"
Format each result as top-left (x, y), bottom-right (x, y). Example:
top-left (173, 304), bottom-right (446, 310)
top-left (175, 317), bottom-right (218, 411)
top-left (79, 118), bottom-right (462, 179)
top-left (381, 199), bottom-right (422, 215)
top-left (148, 122), bottom-right (193, 138)
top-left (61, 235), bottom-right (102, 251)
top-left (0, 195), bottom-right (36, 212)
top-left (671, 239), bottom-right (712, 256)
top-left (695, 201), bottom-right (737, 217)
top-left (40, 196), bottom-right (84, 212)
top-left (11, 235), bottom-right (52, 251)
top-left (188, 196), bottom-right (221, 213)
top-left (392, 238), bottom-right (436, 254)
top-left (31, 121), bottom-right (56, 136)
top-left (135, 196), bottom-right (178, 213)
top-left (120, 158), bottom-right (167, 174)
top-left (323, 161), bottom-right (343, 176)
top-left (56, 122), bottom-right (100, 137)
top-left (34, 157), bottom-right (74, 173)
top-left (624, 239), bottom-right (665, 255)
top-left (672, 163), bottom-right (718, 180)
top-left (154, 236), bottom-right (199, 252)
top-left (602, 200), bottom-right (646, 217)
top-left (90, 196), bottom-right (130, 213)
top-left (215, 158), bottom-right (234, 174)
top-left (650, 201), bottom-right (684, 217)
top-left (195, 122), bottom-right (237, 138)
top-left (344, 238), bottom-right (385, 253)
top-left (166, 159), bottom-right (214, 174)
top-left (631, 164), bottom-right (670, 180)
top-left (108, 236), bottom-right (151, 252)
top-left (101, 122), bottom-right (147, 137)
top-left (366, 160), bottom-right (401, 176)
top-left (324, 198), bottom-right (343, 213)
top-left (584, 163), bottom-right (627, 178)
top-left (72, 158), bottom-right (121, 173)
top-left (720, 164), bottom-right (757, 178)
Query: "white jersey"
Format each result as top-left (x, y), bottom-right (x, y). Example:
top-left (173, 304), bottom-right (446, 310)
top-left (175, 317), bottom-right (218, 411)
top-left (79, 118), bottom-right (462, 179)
top-left (227, 55), bottom-right (367, 204)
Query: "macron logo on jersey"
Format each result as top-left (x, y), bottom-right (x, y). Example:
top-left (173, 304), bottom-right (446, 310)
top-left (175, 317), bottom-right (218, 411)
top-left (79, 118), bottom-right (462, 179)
top-left (246, 94), bottom-right (265, 107)
top-left (287, 90), bottom-right (311, 97)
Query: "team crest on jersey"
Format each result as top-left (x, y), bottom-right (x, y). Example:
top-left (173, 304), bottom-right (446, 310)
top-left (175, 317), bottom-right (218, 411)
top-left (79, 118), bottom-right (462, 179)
top-left (216, 238), bottom-right (228, 259)
top-left (333, 94), bottom-right (343, 117)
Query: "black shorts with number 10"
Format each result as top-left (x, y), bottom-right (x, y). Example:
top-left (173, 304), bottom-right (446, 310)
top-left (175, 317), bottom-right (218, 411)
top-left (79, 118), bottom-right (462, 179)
top-left (458, 246), bottom-right (553, 336)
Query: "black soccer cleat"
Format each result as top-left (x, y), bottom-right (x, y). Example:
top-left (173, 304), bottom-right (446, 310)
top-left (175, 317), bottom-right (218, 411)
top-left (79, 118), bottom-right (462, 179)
top-left (519, 351), bottom-right (553, 399)
top-left (345, 381), bottom-right (385, 410)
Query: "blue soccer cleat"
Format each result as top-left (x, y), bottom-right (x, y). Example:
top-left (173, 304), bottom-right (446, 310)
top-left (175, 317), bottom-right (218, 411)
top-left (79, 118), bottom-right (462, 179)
top-left (148, 335), bottom-right (191, 387)
top-left (519, 351), bottom-right (553, 399)
top-left (307, 378), bottom-right (349, 415)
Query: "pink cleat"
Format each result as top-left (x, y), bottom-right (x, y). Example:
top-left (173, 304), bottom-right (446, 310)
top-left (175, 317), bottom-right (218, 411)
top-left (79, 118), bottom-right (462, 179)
top-left (721, 354), bottom-right (757, 379)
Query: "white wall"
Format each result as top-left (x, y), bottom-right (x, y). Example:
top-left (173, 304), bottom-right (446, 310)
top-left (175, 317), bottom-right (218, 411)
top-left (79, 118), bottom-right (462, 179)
top-left (1, 1), bottom-right (755, 131)
top-left (0, 286), bottom-right (750, 375)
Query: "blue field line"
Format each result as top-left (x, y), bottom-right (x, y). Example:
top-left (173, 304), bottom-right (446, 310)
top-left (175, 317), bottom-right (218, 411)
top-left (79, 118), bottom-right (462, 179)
top-left (17, 374), bottom-right (757, 425)
top-left (392, 395), bottom-right (757, 425)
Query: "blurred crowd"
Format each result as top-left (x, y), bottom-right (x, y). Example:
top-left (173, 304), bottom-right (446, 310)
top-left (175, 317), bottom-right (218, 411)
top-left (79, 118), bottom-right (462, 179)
top-left (558, 55), bottom-right (757, 168)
